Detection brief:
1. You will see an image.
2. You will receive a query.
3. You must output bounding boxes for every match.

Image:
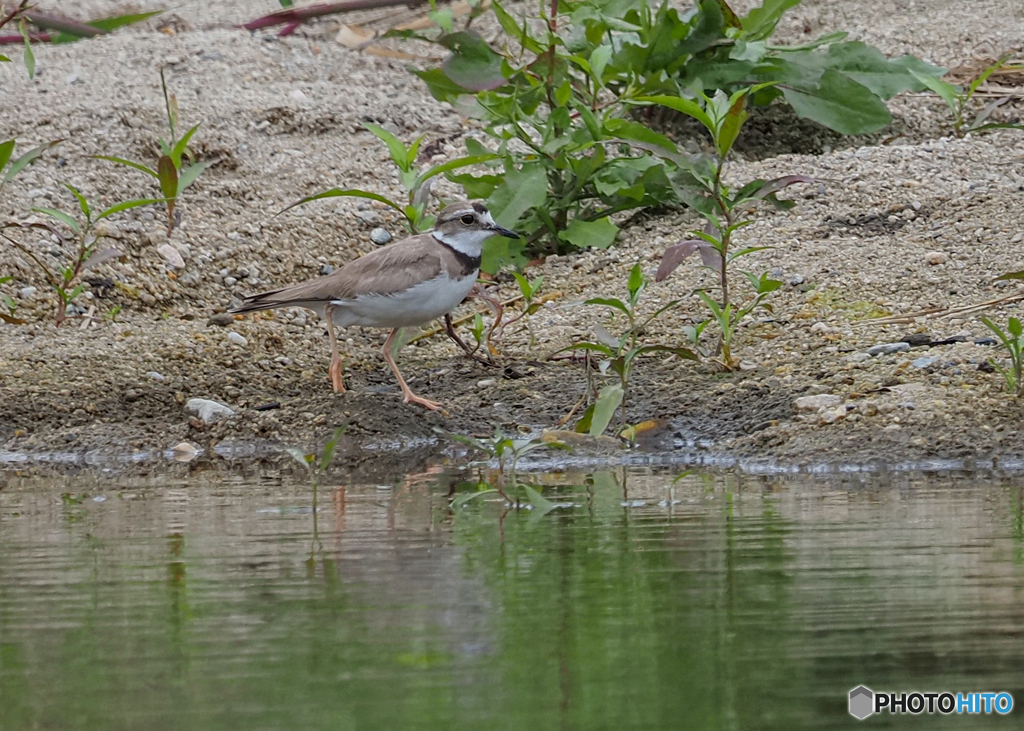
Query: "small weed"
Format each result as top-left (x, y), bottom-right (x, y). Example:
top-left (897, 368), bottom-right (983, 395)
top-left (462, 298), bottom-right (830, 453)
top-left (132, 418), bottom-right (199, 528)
top-left (1, 184), bottom-right (158, 324)
top-left (912, 55), bottom-right (1024, 137)
top-left (0, 274), bottom-right (22, 324)
top-left (286, 427), bottom-right (346, 489)
top-left (644, 86), bottom-right (803, 369)
top-left (449, 426), bottom-right (564, 510)
top-left (97, 69), bottom-right (213, 234)
top-left (557, 263), bottom-right (697, 437)
top-left (495, 271), bottom-right (544, 345)
top-left (981, 316), bottom-right (1024, 398)
top-left (103, 303), bottom-right (122, 323)
top-left (284, 122), bottom-right (497, 233)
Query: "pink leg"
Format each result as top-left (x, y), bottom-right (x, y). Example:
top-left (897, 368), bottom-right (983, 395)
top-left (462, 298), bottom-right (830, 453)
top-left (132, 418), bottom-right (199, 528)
top-left (325, 306), bottom-right (346, 394)
top-left (382, 328), bottom-right (443, 411)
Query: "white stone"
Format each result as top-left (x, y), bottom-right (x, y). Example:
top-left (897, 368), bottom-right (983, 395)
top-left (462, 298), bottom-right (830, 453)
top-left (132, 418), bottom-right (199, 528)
top-left (925, 251), bottom-right (948, 265)
top-left (820, 406), bottom-right (848, 424)
top-left (157, 243), bottom-right (186, 269)
top-left (227, 331), bottom-right (248, 347)
top-left (794, 394), bottom-right (841, 412)
top-left (185, 398), bottom-right (236, 424)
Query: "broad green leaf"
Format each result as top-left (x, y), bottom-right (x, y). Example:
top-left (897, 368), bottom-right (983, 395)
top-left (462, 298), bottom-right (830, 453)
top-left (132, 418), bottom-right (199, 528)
top-left (487, 163), bottom-right (548, 229)
top-left (717, 88), bottom-right (749, 158)
top-left (1011, 318), bottom-right (1023, 340)
top-left (94, 155), bottom-right (159, 178)
top-left (4, 139), bottom-right (61, 184)
top-left (0, 54), bottom-right (10, 62)
top-left (447, 171), bottom-right (503, 199)
top-left (481, 235), bottom-right (527, 275)
top-left (590, 383), bottom-right (624, 437)
top-left (412, 67), bottom-right (471, 102)
top-left (0, 139), bottom-right (14, 172)
top-left (280, 189), bottom-right (404, 216)
top-left (822, 42), bottom-right (924, 99)
top-left (575, 403), bottom-right (595, 434)
top-left (439, 31), bottom-right (506, 92)
top-left (96, 198), bottom-right (162, 221)
top-left (779, 69), bottom-right (891, 134)
top-left (602, 118), bottom-right (678, 152)
top-left (589, 44), bottom-right (613, 85)
top-left (32, 207), bottom-right (80, 233)
top-left (558, 216), bottom-right (618, 249)
top-left (157, 156), bottom-right (178, 200)
top-left (178, 162), bottom-right (212, 191)
top-left (627, 263), bottom-right (645, 300)
top-left (363, 122), bottom-right (411, 171)
top-left (740, 0), bottom-right (801, 41)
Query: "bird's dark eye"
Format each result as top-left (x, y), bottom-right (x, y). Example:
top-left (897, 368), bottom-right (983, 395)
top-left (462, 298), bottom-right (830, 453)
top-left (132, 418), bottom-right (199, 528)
top-left (460, 214), bottom-right (475, 225)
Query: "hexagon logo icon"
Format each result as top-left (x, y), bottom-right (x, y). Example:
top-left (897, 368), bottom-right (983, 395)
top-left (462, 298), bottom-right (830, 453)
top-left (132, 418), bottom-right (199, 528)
top-left (849, 686), bottom-right (874, 720)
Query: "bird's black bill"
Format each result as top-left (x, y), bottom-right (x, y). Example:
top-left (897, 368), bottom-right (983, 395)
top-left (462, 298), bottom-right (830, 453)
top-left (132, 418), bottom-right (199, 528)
top-left (488, 224), bottom-right (520, 239)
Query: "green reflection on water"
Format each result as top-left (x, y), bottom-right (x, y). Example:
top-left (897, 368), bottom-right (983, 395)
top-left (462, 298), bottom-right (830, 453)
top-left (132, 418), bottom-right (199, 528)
top-left (1, 469), bottom-right (1024, 730)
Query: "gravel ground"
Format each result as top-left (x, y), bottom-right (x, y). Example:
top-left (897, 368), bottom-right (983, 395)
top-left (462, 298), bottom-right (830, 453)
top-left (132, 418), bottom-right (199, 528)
top-left (2, 0), bottom-right (1024, 467)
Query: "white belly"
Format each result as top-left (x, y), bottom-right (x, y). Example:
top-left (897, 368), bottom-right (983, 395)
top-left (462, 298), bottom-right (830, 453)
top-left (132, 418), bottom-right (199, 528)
top-left (327, 272), bottom-right (477, 329)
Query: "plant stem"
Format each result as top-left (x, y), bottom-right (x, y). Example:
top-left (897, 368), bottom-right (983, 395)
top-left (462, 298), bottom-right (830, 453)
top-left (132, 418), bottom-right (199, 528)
top-left (242, 0), bottom-right (426, 32)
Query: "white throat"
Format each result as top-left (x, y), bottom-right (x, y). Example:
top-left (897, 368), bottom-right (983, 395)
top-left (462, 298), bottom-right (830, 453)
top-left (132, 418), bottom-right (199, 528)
top-left (432, 227), bottom-right (490, 257)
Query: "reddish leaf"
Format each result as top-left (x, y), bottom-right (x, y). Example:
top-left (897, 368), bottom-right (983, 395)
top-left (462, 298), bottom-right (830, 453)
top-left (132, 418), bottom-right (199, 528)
top-left (656, 240), bottom-right (722, 281)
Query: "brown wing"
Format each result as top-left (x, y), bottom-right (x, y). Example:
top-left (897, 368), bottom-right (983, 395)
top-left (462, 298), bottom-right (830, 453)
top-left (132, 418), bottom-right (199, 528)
top-left (232, 235), bottom-right (444, 313)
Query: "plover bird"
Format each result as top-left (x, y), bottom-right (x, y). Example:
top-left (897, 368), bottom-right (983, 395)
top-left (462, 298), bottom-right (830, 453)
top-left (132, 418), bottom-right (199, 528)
top-left (232, 201), bottom-right (517, 410)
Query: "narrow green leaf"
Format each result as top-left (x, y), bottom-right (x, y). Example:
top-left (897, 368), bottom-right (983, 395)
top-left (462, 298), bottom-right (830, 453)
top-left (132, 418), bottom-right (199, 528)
top-left (994, 270), bottom-right (1024, 282)
top-left (285, 447), bottom-right (313, 471)
top-left (63, 184), bottom-right (91, 220)
top-left (634, 95), bottom-right (715, 136)
top-left (552, 342), bottom-right (615, 358)
top-left (96, 198), bottom-right (162, 221)
top-left (85, 10), bottom-right (163, 33)
top-left (280, 188), bottom-right (404, 216)
top-left (319, 427), bottom-right (345, 472)
top-left (19, 18), bottom-right (34, 79)
top-left (908, 69), bottom-right (960, 112)
top-left (627, 263), bottom-right (645, 301)
top-left (451, 489), bottom-right (498, 509)
top-left (363, 122), bottom-right (411, 172)
top-left (0, 54), bottom-right (11, 62)
top-left (415, 153), bottom-right (499, 188)
top-left (590, 384), bottom-right (624, 437)
top-left (171, 123), bottom-right (201, 167)
top-left (1010, 318), bottom-right (1023, 340)
top-left (32, 207), bottom-right (80, 233)
top-left (94, 155), bottom-right (159, 178)
top-left (4, 140), bottom-right (62, 184)
top-left (584, 297), bottom-right (630, 317)
top-left (178, 162), bottom-right (212, 191)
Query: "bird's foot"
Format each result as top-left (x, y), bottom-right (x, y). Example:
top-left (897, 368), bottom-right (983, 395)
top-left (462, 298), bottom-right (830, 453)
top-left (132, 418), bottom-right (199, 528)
top-left (401, 391), bottom-right (444, 411)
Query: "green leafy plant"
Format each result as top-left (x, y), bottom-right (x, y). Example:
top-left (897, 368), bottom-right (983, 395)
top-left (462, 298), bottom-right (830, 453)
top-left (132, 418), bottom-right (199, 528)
top-left (285, 122), bottom-right (498, 233)
top-left (981, 316), bottom-right (1024, 398)
top-left (0, 138), bottom-right (62, 196)
top-left (97, 69), bottom-right (212, 234)
top-left (911, 55), bottom-right (1024, 137)
top-left (643, 87), bottom-right (801, 369)
top-left (449, 426), bottom-right (564, 511)
top-left (0, 185), bottom-right (158, 324)
top-left (397, 0), bottom-right (941, 267)
top-left (494, 271), bottom-right (544, 344)
top-left (0, 274), bottom-right (22, 324)
top-left (557, 263), bottom-right (697, 437)
top-left (286, 427), bottom-right (346, 490)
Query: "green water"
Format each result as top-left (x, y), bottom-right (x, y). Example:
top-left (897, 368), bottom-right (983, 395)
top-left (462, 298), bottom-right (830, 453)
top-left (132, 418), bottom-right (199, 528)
top-left (2, 467), bottom-right (1024, 730)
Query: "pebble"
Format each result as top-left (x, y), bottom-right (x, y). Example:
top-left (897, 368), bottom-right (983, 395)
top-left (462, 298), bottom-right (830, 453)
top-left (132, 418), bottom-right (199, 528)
top-left (227, 332), bottom-right (248, 347)
top-left (844, 352), bottom-right (872, 363)
top-left (794, 394), bottom-right (841, 411)
top-left (18, 287), bottom-right (37, 299)
top-left (819, 405), bottom-right (847, 424)
top-left (789, 273), bottom-right (805, 286)
top-left (370, 227), bottom-right (392, 245)
top-left (477, 379), bottom-right (496, 388)
top-left (157, 244), bottom-right (186, 269)
top-left (185, 398), bottom-right (236, 424)
top-left (147, 371), bottom-right (165, 381)
top-left (925, 251), bottom-right (949, 265)
top-left (320, 264), bottom-right (335, 276)
top-left (912, 356), bottom-right (939, 369)
top-left (867, 342), bottom-right (910, 356)
top-left (207, 313), bottom-right (235, 327)
top-left (224, 276), bottom-right (238, 286)
top-left (810, 322), bottom-right (829, 335)
top-left (357, 210), bottom-right (379, 224)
